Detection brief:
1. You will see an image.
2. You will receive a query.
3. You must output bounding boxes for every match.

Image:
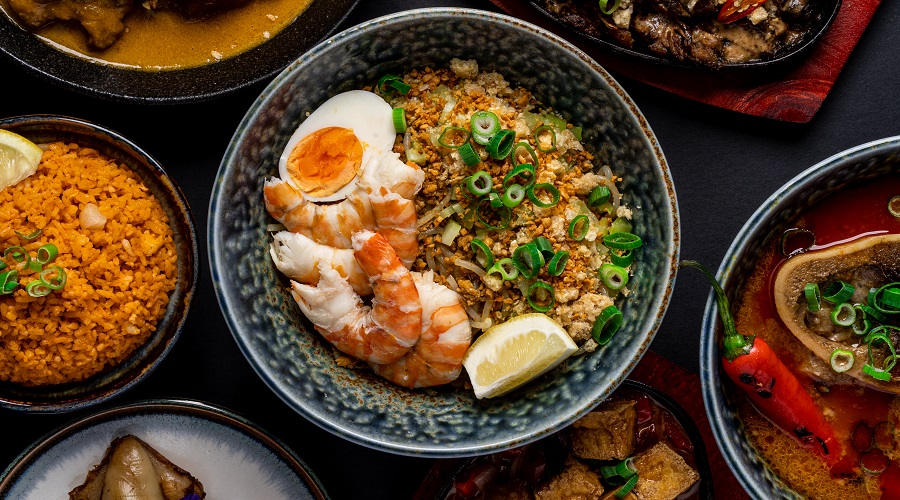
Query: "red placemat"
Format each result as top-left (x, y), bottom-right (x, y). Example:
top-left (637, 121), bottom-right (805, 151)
top-left (488, 0), bottom-right (881, 123)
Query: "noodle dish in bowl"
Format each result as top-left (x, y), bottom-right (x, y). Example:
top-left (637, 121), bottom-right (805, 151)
top-left (210, 8), bottom-right (678, 456)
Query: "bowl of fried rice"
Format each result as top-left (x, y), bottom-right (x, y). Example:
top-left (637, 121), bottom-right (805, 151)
top-left (0, 115), bottom-right (198, 412)
top-left (210, 8), bottom-right (679, 456)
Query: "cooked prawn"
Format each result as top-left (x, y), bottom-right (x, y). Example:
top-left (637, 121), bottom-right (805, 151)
top-left (370, 188), bottom-right (419, 267)
top-left (270, 231), bottom-right (372, 296)
top-left (290, 231), bottom-right (423, 364)
top-left (370, 271), bottom-right (472, 388)
top-left (358, 151), bottom-right (424, 200)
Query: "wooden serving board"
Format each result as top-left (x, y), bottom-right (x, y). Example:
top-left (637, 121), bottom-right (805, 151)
top-left (489, 0), bottom-right (882, 123)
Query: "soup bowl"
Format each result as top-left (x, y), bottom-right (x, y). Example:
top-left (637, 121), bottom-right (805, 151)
top-left (0, 115), bottom-right (199, 412)
top-left (209, 8), bottom-right (679, 457)
top-left (700, 136), bottom-right (900, 498)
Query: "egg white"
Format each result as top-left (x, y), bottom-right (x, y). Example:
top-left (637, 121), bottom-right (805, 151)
top-left (278, 90), bottom-right (396, 202)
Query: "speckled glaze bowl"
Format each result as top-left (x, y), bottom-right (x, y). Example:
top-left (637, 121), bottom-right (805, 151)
top-left (700, 136), bottom-right (900, 498)
top-left (0, 115), bottom-right (198, 412)
top-left (210, 8), bottom-right (679, 457)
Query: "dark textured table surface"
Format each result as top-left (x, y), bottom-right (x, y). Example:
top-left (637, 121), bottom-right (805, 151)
top-left (1, 0), bottom-right (898, 498)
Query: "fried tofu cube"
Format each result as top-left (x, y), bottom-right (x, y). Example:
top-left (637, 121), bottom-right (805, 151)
top-left (570, 399), bottom-right (637, 460)
top-left (535, 458), bottom-right (604, 500)
top-left (631, 442), bottom-right (700, 500)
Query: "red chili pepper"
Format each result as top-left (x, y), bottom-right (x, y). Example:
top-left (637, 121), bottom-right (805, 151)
top-left (717, 0), bottom-right (766, 23)
top-left (682, 261), bottom-right (851, 475)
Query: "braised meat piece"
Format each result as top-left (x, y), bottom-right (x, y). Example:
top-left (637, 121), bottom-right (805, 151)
top-left (570, 399), bottom-right (637, 461)
top-left (7, 0), bottom-right (133, 49)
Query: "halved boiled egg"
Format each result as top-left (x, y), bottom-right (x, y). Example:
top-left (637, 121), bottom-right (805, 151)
top-left (278, 90), bottom-right (396, 202)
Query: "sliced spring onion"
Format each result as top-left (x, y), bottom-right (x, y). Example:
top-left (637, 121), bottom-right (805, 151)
top-left (533, 125), bottom-right (557, 153)
top-left (882, 288), bottom-right (900, 309)
top-left (470, 238), bottom-right (494, 269)
top-left (376, 74), bottom-right (411, 95)
top-left (392, 107), bottom-right (407, 133)
top-left (600, 263), bottom-right (629, 290)
top-left (867, 330), bottom-right (898, 373)
top-left (512, 142), bottom-right (538, 168)
top-left (438, 126), bottom-right (470, 149)
top-left (465, 171), bottom-right (493, 197)
top-left (40, 265), bottom-right (66, 290)
top-left (501, 184), bottom-right (526, 208)
top-left (889, 195), bottom-right (900, 218)
top-left (533, 236), bottom-right (555, 260)
top-left (852, 307), bottom-right (872, 336)
top-left (599, 0), bottom-right (622, 15)
top-left (804, 283), bottom-right (821, 312)
top-left (614, 474), bottom-right (639, 498)
top-left (548, 251), bottom-right (569, 276)
top-left (603, 232), bottom-right (643, 250)
top-left (0, 270), bottom-right (18, 294)
top-left (592, 305), bottom-right (623, 345)
top-left (610, 249), bottom-right (634, 268)
top-left (25, 279), bottom-right (52, 297)
top-left (858, 303), bottom-right (888, 323)
top-left (489, 192), bottom-right (503, 209)
top-left (513, 242), bottom-right (545, 279)
top-left (503, 163), bottom-right (536, 189)
top-left (475, 199), bottom-right (511, 230)
top-left (4, 245), bottom-right (28, 263)
top-left (863, 363), bottom-right (892, 382)
top-left (830, 349), bottom-right (855, 373)
top-left (588, 185), bottom-right (611, 207)
top-left (831, 302), bottom-right (856, 326)
top-left (486, 129), bottom-right (515, 160)
top-left (568, 215), bottom-right (589, 241)
top-left (36, 243), bottom-right (58, 265)
top-left (871, 282), bottom-right (900, 315)
top-left (458, 142), bottom-right (480, 166)
top-left (780, 228), bottom-right (816, 258)
top-left (527, 281), bottom-right (555, 312)
top-left (486, 258), bottom-right (519, 281)
top-left (614, 457), bottom-right (637, 479)
top-left (527, 183), bottom-right (560, 208)
top-left (15, 229), bottom-right (42, 240)
top-left (822, 280), bottom-right (854, 305)
top-left (470, 111), bottom-right (500, 140)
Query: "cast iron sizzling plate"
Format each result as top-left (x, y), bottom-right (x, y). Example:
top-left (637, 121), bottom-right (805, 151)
top-left (528, 0), bottom-right (842, 70)
top-left (0, 0), bottom-right (359, 103)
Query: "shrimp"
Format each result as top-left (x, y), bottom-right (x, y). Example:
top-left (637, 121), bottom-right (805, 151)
top-left (270, 231), bottom-right (372, 296)
top-left (358, 151), bottom-right (425, 200)
top-left (370, 271), bottom-right (472, 388)
top-left (290, 231), bottom-right (423, 364)
top-left (370, 188), bottom-right (419, 267)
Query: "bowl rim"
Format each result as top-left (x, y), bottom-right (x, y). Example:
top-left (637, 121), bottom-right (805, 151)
top-left (209, 7), bottom-right (680, 457)
top-left (0, 114), bottom-right (199, 412)
top-left (699, 135), bottom-right (900, 498)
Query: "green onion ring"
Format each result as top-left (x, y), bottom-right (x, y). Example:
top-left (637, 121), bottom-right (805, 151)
top-left (470, 238), bottom-right (494, 269)
top-left (858, 303), bottom-right (888, 323)
top-left (889, 195), bottom-right (900, 218)
top-left (603, 232), bottom-right (643, 250)
top-left (831, 302), bottom-right (856, 326)
top-left (872, 282), bottom-right (900, 314)
top-left (438, 126), bottom-right (470, 149)
top-left (867, 330), bottom-right (898, 372)
top-left (457, 143), bottom-right (480, 166)
top-left (548, 251), bottom-right (569, 276)
top-left (376, 74), bottom-right (403, 92)
top-left (513, 243), bottom-right (544, 279)
top-left (25, 279), bottom-right (52, 298)
top-left (830, 349), bottom-right (855, 373)
top-left (804, 283), bottom-right (821, 312)
top-left (501, 184), bottom-right (526, 208)
top-left (475, 199), bottom-right (511, 230)
top-left (36, 243), bottom-right (58, 265)
top-left (503, 163), bottom-right (535, 189)
top-left (864, 363), bottom-right (892, 382)
top-left (588, 185), bottom-right (611, 207)
top-left (599, 0), bottom-right (622, 15)
top-left (0, 270), bottom-right (19, 294)
top-left (512, 141), bottom-right (538, 168)
top-left (614, 474), bottom-right (639, 498)
top-left (600, 263), bottom-right (629, 291)
top-left (533, 125), bottom-right (557, 153)
top-left (527, 183), bottom-right (560, 208)
top-left (489, 192), bottom-right (503, 209)
top-left (40, 265), bottom-right (66, 290)
top-left (527, 281), bottom-right (555, 313)
top-left (610, 249), bottom-right (634, 268)
top-left (465, 171), bottom-right (493, 197)
top-left (533, 236), bottom-right (555, 260)
top-left (593, 305), bottom-right (623, 345)
top-left (470, 110), bottom-right (500, 139)
top-left (0, 261), bottom-right (6, 271)
top-left (392, 107), bottom-right (407, 133)
top-left (823, 280), bottom-right (855, 305)
top-left (4, 245), bottom-right (29, 264)
top-left (852, 307), bottom-right (872, 336)
top-left (780, 228), bottom-right (816, 258)
top-left (486, 129), bottom-right (516, 160)
top-left (614, 457), bottom-right (638, 479)
top-left (882, 288), bottom-right (900, 309)
top-left (568, 215), bottom-right (589, 241)
top-left (15, 229), bottom-right (42, 240)
top-left (486, 258), bottom-right (519, 281)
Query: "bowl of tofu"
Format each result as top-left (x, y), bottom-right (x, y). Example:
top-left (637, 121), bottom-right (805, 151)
top-left (413, 380), bottom-right (712, 499)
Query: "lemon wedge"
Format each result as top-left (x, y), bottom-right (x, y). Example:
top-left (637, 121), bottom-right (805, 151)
top-left (463, 313), bottom-right (578, 399)
top-left (0, 129), bottom-right (42, 191)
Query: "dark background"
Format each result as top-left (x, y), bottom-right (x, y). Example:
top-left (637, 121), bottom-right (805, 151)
top-left (1, 0), bottom-right (898, 498)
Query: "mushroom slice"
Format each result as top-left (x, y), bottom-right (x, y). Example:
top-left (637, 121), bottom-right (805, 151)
top-left (773, 234), bottom-right (900, 393)
top-left (69, 435), bottom-right (205, 500)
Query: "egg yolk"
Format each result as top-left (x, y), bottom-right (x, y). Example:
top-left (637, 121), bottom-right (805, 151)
top-left (286, 126), bottom-right (363, 197)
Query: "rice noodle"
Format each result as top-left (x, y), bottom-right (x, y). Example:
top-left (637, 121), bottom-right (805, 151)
top-left (454, 258), bottom-right (486, 278)
top-left (418, 190), bottom-right (453, 228)
top-left (446, 275), bottom-right (459, 291)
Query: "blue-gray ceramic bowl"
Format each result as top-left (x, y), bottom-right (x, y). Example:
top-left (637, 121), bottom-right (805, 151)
top-left (700, 136), bottom-right (900, 498)
top-left (209, 8), bottom-right (679, 457)
top-left (0, 115), bottom-right (198, 412)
